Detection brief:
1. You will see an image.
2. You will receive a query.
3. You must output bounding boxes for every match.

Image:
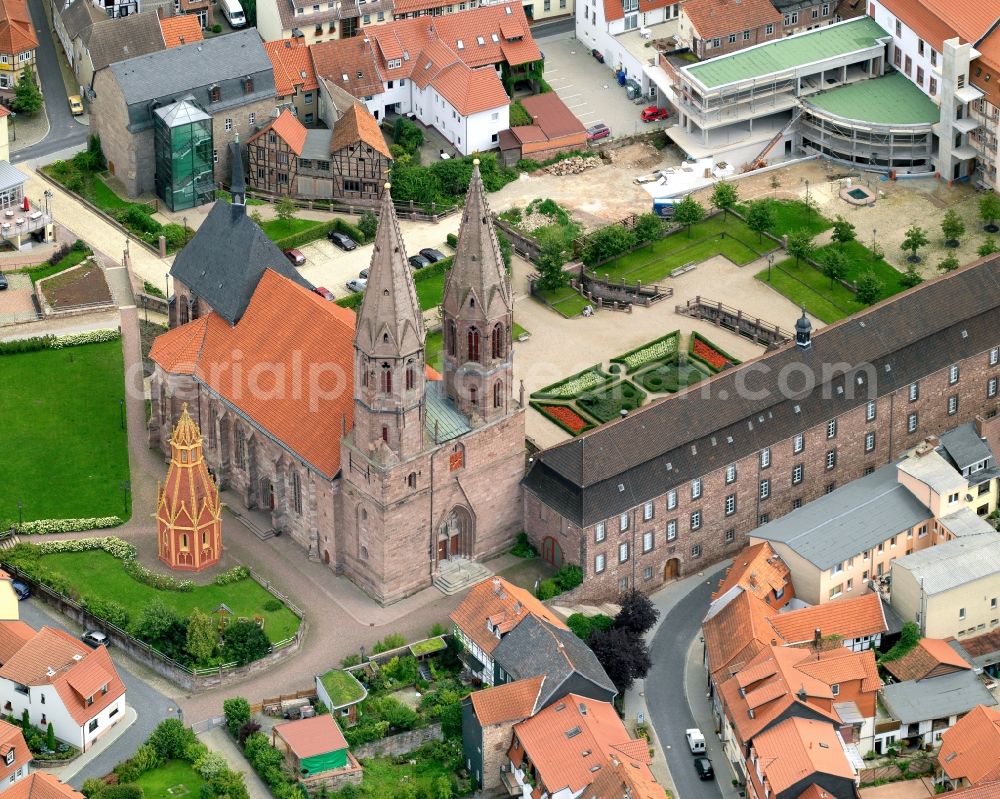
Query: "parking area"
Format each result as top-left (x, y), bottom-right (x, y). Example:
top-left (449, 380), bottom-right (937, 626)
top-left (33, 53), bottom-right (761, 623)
top-left (0, 271), bottom-right (37, 325)
top-left (537, 33), bottom-right (668, 140)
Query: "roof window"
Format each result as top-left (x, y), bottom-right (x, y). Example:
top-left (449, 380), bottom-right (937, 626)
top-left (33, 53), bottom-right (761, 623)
top-left (457, 39), bottom-right (464, 48)
top-left (477, 36), bottom-right (484, 45)
top-left (491, 33), bottom-right (498, 41)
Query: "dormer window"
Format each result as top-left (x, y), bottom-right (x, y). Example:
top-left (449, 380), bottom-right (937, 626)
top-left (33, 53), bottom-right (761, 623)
top-left (4, 751), bottom-right (13, 766)
top-left (477, 36), bottom-right (484, 45)
top-left (210, 85), bottom-right (220, 102)
top-left (87, 696), bottom-right (94, 706)
top-left (102, 684), bottom-right (108, 695)
top-left (244, 77), bottom-right (254, 93)
top-left (457, 39), bottom-right (464, 49)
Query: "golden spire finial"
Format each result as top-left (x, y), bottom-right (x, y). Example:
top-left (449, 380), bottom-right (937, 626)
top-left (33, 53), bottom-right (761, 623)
top-left (171, 404), bottom-right (202, 448)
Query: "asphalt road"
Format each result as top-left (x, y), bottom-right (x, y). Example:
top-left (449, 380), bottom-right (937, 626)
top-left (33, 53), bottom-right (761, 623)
top-left (647, 573), bottom-right (724, 799)
top-left (531, 16), bottom-right (575, 38)
top-left (13, 0), bottom-right (89, 164)
top-left (18, 598), bottom-right (174, 787)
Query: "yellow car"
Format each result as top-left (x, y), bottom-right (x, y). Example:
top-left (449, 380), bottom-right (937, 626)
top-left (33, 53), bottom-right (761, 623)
top-left (68, 95), bottom-right (84, 116)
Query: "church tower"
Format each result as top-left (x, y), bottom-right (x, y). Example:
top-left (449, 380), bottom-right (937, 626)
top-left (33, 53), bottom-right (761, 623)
top-left (156, 404), bottom-right (223, 572)
top-left (441, 159), bottom-right (514, 425)
top-left (352, 183), bottom-right (426, 462)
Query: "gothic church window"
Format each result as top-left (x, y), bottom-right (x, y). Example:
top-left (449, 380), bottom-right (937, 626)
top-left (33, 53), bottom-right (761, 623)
top-left (380, 363), bottom-right (392, 393)
top-left (468, 328), bottom-right (480, 362)
top-left (491, 323), bottom-right (505, 359)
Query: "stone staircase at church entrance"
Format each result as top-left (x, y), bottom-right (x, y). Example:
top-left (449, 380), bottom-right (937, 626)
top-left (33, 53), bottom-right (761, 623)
top-left (433, 558), bottom-right (492, 595)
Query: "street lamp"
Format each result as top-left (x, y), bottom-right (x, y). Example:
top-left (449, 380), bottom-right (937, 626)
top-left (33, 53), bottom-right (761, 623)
top-left (119, 481), bottom-right (130, 516)
top-left (767, 253), bottom-right (774, 281)
top-left (9, 112), bottom-right (15, 142)
top-left (872, 227), bottom-right (877, 260)
top-left (17, 501), bottom-right (22, 531)
top-left (43, 190), bottom-right (52, 220)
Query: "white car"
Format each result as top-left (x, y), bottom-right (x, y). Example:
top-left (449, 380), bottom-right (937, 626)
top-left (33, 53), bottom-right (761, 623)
top-left (346, 278), bottom-right (367, 293)
top-left (686, 728), bottom-right (706, 754)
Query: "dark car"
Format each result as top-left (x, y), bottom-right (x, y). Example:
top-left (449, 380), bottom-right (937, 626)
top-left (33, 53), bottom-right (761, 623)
top-left (419, 248), bottom-right (447, 263)
top-left (591, 48), bottom-right (605, 63)
top-left (408, 254), bottom-right (431, 270)
top-left (693, 757), bottom-right (714, 781)
top-left (586, 123), bottom-right (611, 142)
top-left (0, 271), bottom-right (7, 290)
top-left (359, 268), bottom-right (370, 279)
top-left (328, 231), bottom-right (358, 251)
top-left (284, 248), bottom-right (306, 266)
top-left (313, 286), bottom-right (335, 301)
top-left (82, 630), bottom-right (109, 648)
top-left (11, 581), bottom-right (30, 600)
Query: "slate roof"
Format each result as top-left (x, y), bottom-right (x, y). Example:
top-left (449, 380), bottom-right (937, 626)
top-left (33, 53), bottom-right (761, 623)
top-left (522, 258), bottom-right (1000, 528)
top-left (890, 533), bottom-right (1000, 595)
top-left (60, 0), bottom-right (104, 43)
top-left (300, 129), bottom-right (333, 160)
top-left (751, 463), bottom-right (931, 569)
top-left (880, 669), bottom-right (997, 724)
top-left (109, 28), bottom-right (272, 105)
top-left (940, 422), bottom-right (996, 473)
top-left (492, 615), bottom-right (617, 706)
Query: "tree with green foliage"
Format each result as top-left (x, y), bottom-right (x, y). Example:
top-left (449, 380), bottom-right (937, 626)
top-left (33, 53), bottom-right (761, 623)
top-left (941, 209), bottom-right (965, 246)
top-left (710, 180), bottom-right (739, 220)
top-left (224, 697), bottom-right (252, 738)
top-left (786, 230), bottom-right (815, 267)
top-left (978, 237), bottom-right (999, 257)
top-left (672, 195), bottom-right (704, 237)
top-left (222, 619), bottom-right (270, 666)
top-left (820, 247), bottom-right (848, 286)
top-left (12, 66), bottom-right (42, 114)
top-left (20, 709), bottom-right (28, 732)
top-left (393, 117), bottom-right (424, 155)
top-left (899, 265), bottom-right (923, 289)
top-left (509, 101), bottom-right (532, 127)
top-left (250, 209), bottom-right (264, 226)
top-left (88, 135), bottom-right (107, 170)
top-left (535, 227), bottom-right (568, 290)
top-left (901, 225), bottom-right (928, 262)
top-left (240, 0), bottom-right (256, 25)
top-left (980, 192), bottom-right (1000, 232)
top-left (938, 252), bottom-right (960, 272)
top-left (372, 632), bottom-right (407, 654)
top-left (358, 210), bottom-right (378, 242)
top-left (566, 613), bottom-right (614, 641)
top-left (186, 608), bottom-right (217, 665)
top-left (133, 598), bottom-right (187, 660)
top-left (581, 223), bottom-right (637, 266)
top-left (633, 212), bottom-right (664, 244)
top-left (881, 621), bottom-right (920, 663)
top-left (831, 215), bottom-right (856, 248)
top-left (745, 199), bottom-right (774, 243)
top-left (148, 719), bottom-right (196, 760)
top-left (855, 270), bottom-right (883, 305)
top-left (275, 196), bottom-right (297, 225)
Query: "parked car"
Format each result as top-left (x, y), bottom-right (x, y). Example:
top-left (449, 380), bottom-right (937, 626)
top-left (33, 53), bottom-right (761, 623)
top-left (0, 271), bottom-right (7, 290)
top-left (284, 248), bottom-right (305, 266)
top-left (591, 48), bottom-right (605, 63)
top-left (359, 268), bottom-right (369, 279)
top-left (346, 278), bottom-right (367, 293)
top-left (586, 123), bottom-right (611, 142)
top-left (408, 254), bottom-right (431, 270)
top-left (328, 231), bottom-right (358, 251)
top-left (693, 757), bottom-right (714, 781)
top-left (419, 248), bottom-right (447, 263)
top-left (82, 631), bottom-right (109, 648)
top-left (313, 286), bottom-right (335, 301)
top-left (685, 728), bottom-right (706, 754)
top-left (68, 95), bottom-right (84, 116)
top-left (641, 106), bottom-right (669, 122)
top-left (11, 581), bottom-right (29, 600)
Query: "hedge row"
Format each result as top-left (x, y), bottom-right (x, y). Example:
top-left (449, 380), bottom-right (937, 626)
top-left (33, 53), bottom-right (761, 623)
top-left (272, 217), bottom-right (366, 251)
top-left (687, 331), bottom-right (741, 374)
top-left (0, 329), bottom-right (121, 356)
top-left (10, 517), bottom-right (123, 535)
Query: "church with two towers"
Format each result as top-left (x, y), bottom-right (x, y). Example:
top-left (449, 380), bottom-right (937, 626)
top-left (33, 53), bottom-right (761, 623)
top-left (149, 152), bottom-right (525, 604)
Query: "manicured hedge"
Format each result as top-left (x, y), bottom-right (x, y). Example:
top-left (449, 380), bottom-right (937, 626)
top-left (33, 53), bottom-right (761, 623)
top-left (272, 217), bottom-right (366, 251)
top-left (610, 330), bottom-right (680, 374)
top-left (530, 401), bottom-right (597, 436)
top-left (687, 331), bottom-right (741, 373)
top-left (531, 365), bottom-right (614, 400)
top-left (0, 329), bottom-right (121, 356)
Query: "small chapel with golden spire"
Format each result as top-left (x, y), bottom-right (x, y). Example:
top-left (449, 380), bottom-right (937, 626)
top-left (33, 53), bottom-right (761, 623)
top-left (156, 404), bottom-right (223, 572)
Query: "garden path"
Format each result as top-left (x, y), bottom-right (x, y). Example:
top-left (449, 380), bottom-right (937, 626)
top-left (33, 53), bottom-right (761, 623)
top-left (196, 727), bottom-right (271, 799)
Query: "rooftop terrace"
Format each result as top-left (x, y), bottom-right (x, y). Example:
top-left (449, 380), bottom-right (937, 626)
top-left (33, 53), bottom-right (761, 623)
top-left (803, 71), bottom-right (940, 125)
top-left (685, 16), bottom-right (889, 90)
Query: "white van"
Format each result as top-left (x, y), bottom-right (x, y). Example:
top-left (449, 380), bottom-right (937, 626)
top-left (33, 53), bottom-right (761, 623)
top-left (686, 728), bottom-right (706, 754)
top-left (221, 0), bottom-right (246, 27)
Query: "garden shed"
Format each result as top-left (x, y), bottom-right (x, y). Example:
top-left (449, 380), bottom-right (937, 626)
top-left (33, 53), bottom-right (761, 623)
top-left (272, 715), bottom-right (362, 791)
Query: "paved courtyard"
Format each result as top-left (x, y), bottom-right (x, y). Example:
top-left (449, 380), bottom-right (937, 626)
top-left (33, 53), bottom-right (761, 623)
top-left (0, 271), bottom-right (36, 325)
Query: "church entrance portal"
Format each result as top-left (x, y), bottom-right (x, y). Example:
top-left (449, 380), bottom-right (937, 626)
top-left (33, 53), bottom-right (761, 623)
top-left (437, 506), bottom-right (474, 562)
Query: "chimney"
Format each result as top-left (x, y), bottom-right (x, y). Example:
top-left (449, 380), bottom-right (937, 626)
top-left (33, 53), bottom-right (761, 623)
top-left (229, 136), bottom-right (247, 217)
top-left (814, 628), bottom-right (821, 645)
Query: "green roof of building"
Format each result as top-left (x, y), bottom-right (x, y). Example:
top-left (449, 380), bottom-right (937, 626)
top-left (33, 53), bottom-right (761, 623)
top-left (686, 16), bottom-right (889, 89)
top-left (804, 72), bottom-right (941, 125)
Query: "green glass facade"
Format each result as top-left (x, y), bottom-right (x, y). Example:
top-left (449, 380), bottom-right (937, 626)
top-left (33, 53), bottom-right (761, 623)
top-left (154, 99), bottom-right (215, 211)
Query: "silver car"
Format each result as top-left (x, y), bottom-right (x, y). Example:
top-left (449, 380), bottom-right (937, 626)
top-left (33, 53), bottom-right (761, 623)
top-left (346, 278), bottom-right (367, 293)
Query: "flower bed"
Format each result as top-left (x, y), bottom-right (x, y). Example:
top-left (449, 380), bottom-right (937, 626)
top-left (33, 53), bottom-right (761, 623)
top-left (611, 331), bottom-right (680, 373)
top-left (16, 516), bottom-right (123, 534)
top-left (688, 332), bottom-right (741, 373)
top-left (636, 361), bottom-right (708, 393)
top-left (533, 403), bottom-right (595, 436)
top-left (531, 365), bottom-right (613, 400)
top-left (576, 381), bottom-right (646, 423)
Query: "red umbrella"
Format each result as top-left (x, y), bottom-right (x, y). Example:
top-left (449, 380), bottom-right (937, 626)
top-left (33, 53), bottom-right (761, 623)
top-left (22, 196), bottom-right (28, 212)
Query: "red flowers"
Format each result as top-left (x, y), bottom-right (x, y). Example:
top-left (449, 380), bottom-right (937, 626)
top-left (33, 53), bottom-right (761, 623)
top-left (693, 338), bottom-right (728, 370)
top-left (542, 405), bottom-right (588, 434)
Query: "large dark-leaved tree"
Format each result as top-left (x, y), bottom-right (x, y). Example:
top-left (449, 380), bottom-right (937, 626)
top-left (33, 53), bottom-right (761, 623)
top-left (614, 589), bottom-right (659, 637)
top-left (587, 626), bottom-right (651, 693)
top-left (222, 619), bottom-right (271, 666)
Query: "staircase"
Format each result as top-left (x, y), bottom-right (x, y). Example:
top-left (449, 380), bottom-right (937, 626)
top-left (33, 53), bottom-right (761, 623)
top-left (433, 558), bottom-right (492, 596)
top-left (0, 533), bottom-right (20, 551)
top-left (417, 660), bottom-right (433, 681)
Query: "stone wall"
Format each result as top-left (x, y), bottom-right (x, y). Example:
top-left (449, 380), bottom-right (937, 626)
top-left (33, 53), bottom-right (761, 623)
top-left (352, 724), bottom-right (443, 759)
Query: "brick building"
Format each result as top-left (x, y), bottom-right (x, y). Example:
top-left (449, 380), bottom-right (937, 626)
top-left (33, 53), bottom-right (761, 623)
top-left (678, 0), bottom-right (783, 60)
top-left (149, 161), bottom-right (525, 605)
top-left (522, 258), bottom-right (1000, 603)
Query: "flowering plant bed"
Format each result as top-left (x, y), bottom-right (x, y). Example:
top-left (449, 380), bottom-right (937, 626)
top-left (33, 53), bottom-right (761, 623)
top-left (532, 402), bottom-right (596, 436)
top-left (688, 332), bottom-right (741, 373)
top-left (531, 365), bottom-right (614, 400)
top-left (636, 361), bottom-right (709, 393)
top-left (576, 381), bottom-right (647, 423)
top-left (611, 331), bottom-right (680, 373)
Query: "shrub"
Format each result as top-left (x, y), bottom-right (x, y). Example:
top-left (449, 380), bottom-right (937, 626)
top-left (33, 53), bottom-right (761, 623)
top-left (393, 117), bottom-right (424, 155)
top-left (446, 232), bottom-right (458, 248)
top-left (510, 532), bottom-right (537, 558)
top-left (100, 786), bottom-right (143, 799)
top-left (263, 598), bottom-right (282, 612)
top-left (379, 655), bottom-right (419, 686)
top-left (566, 612), bottom-right (614, 640)
top-left (581, 223), bottom-right (637, 267)
top-left (86, 598), bottom-right (129, 628)
top-left (214, 565), bottom-right (250, 585)
top-left (509, 101), bottom-right (532, 127)
top-left (358, 210), bottom-right (378, 241)
top-left (147, 719), bottom-right (196, 760)
top-left (123, 206), bottom-right (161, 235)
top-left (536, 579), bottom-right (559, 600)
top-left (66, 174), bottom-right (84, 194)
top-left (212, 23), bottom-right (222, 31)
top-left (237, 720), bottom-right (261, 746)
top-left (224, 697), bottom-right (252, 738)
top-left (194, 751), bottom-right (229, 781)
top-left (223, 619), bottom-right (271, 666)
top-left (72, 149), bottom-right (102, 174)
top-left (368, 696), bottom-right (418, 731)
top-left (340, 653), bottom-right (361, 668)
top-left (161, 224), bottom-right (190, 251)
top-left (371, 632), bottom-right (407, 654)
top-left (82, 779), bottom-right (107, 798)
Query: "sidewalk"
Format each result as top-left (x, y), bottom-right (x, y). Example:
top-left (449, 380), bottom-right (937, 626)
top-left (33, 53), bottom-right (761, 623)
top-left (45, 706), bottom-right (138, 783)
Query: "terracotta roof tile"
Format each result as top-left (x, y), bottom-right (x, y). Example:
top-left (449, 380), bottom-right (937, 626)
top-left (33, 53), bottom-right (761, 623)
top-left (702, 589), bottom-right (781, 682)
top-left (6, 773), bottom-right (84, 799)
top-left (330, 102), bottom-right (392, 159)
top-left (0, 0), bottom-right (38, 56)
top-left (682, 0), bottom-right (782, 40)
top-left (0, 622), bottom-right (38, 665)
top-left (310, 36), bottom-right (384, 99)
top-left (946, 785), bottom-right (1000, 799)
top-left (768, 593), bottom-right (887, 645)
top-left (876, 0), bottom-right (998, 51)
top-left (883, 638), bottom-right (971, 683)
top-left (752, 717), bottom-right (855, 794)
top-left (274, 715), bottom-right (349, 758)
top-left (264, 37), bottom-right (318, 97)
top-left (0, 721), bottom-right (29, 784)
top-left (469, 675), bottom-right (544, 724)
top-left (450, 576), bottom-right (568, 656)
top-left (432, 62), bottom-right (509, 116)
top-left (159, 15), bottom-right (203, 49)
top-left (148, 316), bottom-right (209, 375)
top-left (957, 628), bottom-right (1000, 660)
top-left (713, 542), bottom-right (793, 606)
top-left (939, 705), bottom-right (1000, 785)
top-left (268, 108), bottom-right (308, 155)
top-left (602, 0), bottom-right (623, 22)
top-left (518, 93), bottom-right (585, 139)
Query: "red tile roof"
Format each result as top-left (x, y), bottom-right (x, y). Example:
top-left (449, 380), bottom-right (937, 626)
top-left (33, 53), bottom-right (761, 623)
top-left (883, 638), bottom-right (970, 683)
top-left (939, 704), bottom-right (1000, 785)
top-left (469, 675), bottom-right (544, 724)
top-left (264, 37), bottom-right (318, 97)
top-left (6, 773), bottom-right (84, 799)
top-left (0, 622), bottom-right (37, 665)
top-left (876, 0), bottom-right (998, 51)
top-left (275, 715), bottom-right (349, 758)
top-left (330, 102), bottom-right (392, 159)
top-left (712, 542), bottom-right (793, 606)
top-left (602, 0), bottom-right (623, 22)
top-left (0, 721), bottom-right (29, 785)
top-left (150, 270), bottom-right (357, 479)
top-left (681, 0), bottom-right (782, 39)
top-left (972, 27), bottom-right (1000, 108)
top-left (946, 785), bottom-right (1000, 799)
top-left (159, 15), bottom-right (203, 49)
top-left (702, 589), bottom-right (781, 682)
top-left (434, 62), bottom-right (510, 116)
top-left (767, 592), bottom-right (887, 645)
top-left (512, 695), bottom-right (661, 799)
top-left (258, 108), bottom-right (308, 156)
top-left (517, 93), bottom-right (585, 139)
top-left (752, 717), bottom-right (855, 794)
top-left (0, 0), bottom-right (37, 56)
top-left (450, 576), bottom-right (568, 656)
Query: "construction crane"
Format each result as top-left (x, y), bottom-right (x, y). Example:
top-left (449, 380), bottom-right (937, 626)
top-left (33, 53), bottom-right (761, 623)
top-left (743, 108), bottom-right (802, 172)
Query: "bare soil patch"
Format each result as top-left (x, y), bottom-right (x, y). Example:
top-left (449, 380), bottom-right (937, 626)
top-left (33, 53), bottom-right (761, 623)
top-left (39, 261), bottom-right (112, 308)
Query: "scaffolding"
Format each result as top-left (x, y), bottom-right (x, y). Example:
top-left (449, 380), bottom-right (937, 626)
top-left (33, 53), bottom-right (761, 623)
top-left (798, 107), bottom-right (934, 173)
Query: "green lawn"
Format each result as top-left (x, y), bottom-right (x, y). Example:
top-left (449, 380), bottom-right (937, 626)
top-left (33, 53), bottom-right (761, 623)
top-left (815, 240), bottom-right (906, 296)
top-left (38, 549), bottom-right (300, 642)
top-left (262, 217), bottom-right (319, 241)
top-left (135, 760), bottom-right (206, 799)
top-left (92, 176), bottom-right (131, 210)
top-left (535, 285), bottom-right (590, 318)
top-left (415, 271), bottom-right (446, 311)
top-left (19, 248), bottom-right (92, 285)
top-left (755, 259), bottom-right (865, 323)
top-left (763, 199), bottom-right (832, 237)
top-left (426, 330), bottom-right (443, 371)
top-left (320, 669), bottom-right (366, 706)
top-left (0, 341), bottom-right (130, 523)
top-left (353, 755), bottom-right (454, 797)
top-left (512, 321), bottom-right (529, 339)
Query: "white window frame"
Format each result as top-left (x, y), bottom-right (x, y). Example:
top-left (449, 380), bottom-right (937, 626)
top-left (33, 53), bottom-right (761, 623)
top-left (990, 346), bottom-right (999, 366)
top-left (793, 434), bottom-right (804, 454)
top-left (792, 464), bottom-right (803, 485)
top-left (826, 449), bottom-right (836, 470)
top-left (909, 382), bottom-right (919, 401)
top-left (726, 464), bottom-right (737, 484)
top-left (691, 479), bottom-right (702, 499)
top-left (619, 513), bottom-right (629, 532)
top-left (866, 400), bottom-right (876, 421)
top-left (595, 522), bottom-right (606, 542)
top-left (691, 510), bottom-right (701, 530)
top-left (643, 501), bottom-right (653, 521)
top-left (760, 448), bottom-right (771, 468)
top-left (827, 419), bottom-right (837, 439)
top-left (725, 495), bottom-right (735, 516)
top-left (667, 520), bottom-right (677, 541)
top-left (643, 531), bottom-right (653, 553)
top-left (865, 432), bottom-right (875, 452)
top-left (908, 412), bottom-right (918, 433)
top-left (619, 541), bottom-right (629, 562)
top-left (949, 364), bottom-right (960, 384)
top-left (759, 479), bottom-right (770, 500)
top-left (667, 490), bottom-right (677, 510)
top-left (595, 553), bottom-right (606, 573)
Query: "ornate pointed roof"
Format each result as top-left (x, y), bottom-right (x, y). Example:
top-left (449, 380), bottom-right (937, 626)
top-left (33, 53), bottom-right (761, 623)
top-left (171, 403), bottom-right (202, 448)
top-left (157, 404), bottom-right (221, 529)
top-left (442, 159), bottom-right (511, 318)
top-left (354, 184), bottom-right (424, 358)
